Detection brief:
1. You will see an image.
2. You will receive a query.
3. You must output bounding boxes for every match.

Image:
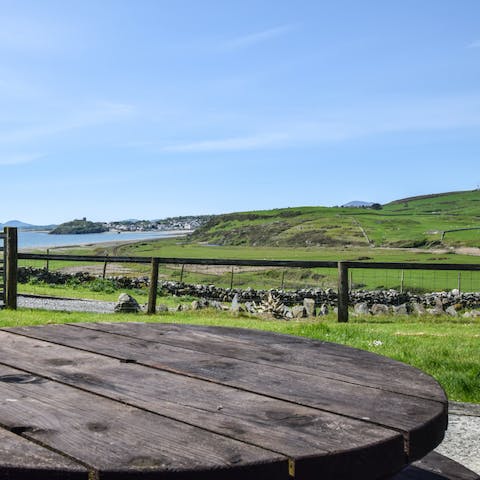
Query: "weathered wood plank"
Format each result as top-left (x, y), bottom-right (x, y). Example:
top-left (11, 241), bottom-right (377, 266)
top-left (5, 324), bottom-right (447, 462)
top-left (0, 330), bottom-right (406, 480)
top-left (0, 363), bottom-right (285, 479)
top-left (77, 322), bottom-right (447, 403)
top-left (0, 426), bottom-right (87, 479)
top-left (390, 452), bottom-right (480, 480)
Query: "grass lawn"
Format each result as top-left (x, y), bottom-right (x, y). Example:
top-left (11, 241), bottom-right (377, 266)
top-left (1, 308), bottom-right (478, 404)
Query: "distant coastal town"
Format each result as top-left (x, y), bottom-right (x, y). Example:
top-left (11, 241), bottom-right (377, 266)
top-left (0, 215), bottom-right (212, 235)
top-left (106, 216), bottom-right (212, 232)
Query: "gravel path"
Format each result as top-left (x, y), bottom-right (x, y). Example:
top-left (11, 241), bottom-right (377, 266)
top-left (18, 294), bottom-right (116, 313)
top-left (436, 401), bottom-right (480, 474)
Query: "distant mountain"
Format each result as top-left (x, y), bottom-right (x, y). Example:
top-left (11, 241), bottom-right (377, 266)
top-left (342, 201), bottom-right (374, 208)
top-left (0, 220), bottom-right (57, 231)
top-left (1, 220), bottom-right (34, 228)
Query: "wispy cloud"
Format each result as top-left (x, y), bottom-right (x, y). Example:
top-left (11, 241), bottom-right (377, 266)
top-left (156, 94), bottom-right (480, 154)
top-left (0, 101), bottom-right (135, 144)
top-left (162, 133), bottom-right (289, 153)
top-left (0, 153), bottom-right (44, 166)
top-left (467, 40), bottom-right (480, 48)
top-left (223, 25), bottom-right (295, 50)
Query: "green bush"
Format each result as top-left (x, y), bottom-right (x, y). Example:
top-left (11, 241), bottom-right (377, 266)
top-left (66, 277), bottom-right (81, 288)
top-left (89, 278), bottom-right (116, 294)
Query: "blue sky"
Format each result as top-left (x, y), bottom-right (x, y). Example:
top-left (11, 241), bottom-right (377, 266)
top-left (1, 0), bottom-right (480, 224)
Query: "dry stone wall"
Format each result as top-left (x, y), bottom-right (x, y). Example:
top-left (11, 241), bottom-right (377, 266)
top-left (17, 267), bottom-right (480, 316)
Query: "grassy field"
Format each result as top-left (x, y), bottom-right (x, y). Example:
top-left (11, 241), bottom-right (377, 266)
top-left (19, 235), bottom-right (480, 294)
top-left (0, 308), bottom-right (478, 404)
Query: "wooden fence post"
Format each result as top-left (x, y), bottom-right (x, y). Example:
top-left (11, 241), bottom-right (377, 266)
top-left (179, 264), bottom-right (185, 283)
top-left (102, 254), bottom-right (109, 279)
top-left (337, 261), bottom-right (349, 322)
top-left (147, 258), bottom-right (159, 314)
top-left (5, 227), bottom-right (18, 310)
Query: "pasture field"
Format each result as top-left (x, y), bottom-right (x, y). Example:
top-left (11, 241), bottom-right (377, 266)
top-left (19, 236), bottom-right (480, 294)
top-left (0, 308), bottom-right (478, 404)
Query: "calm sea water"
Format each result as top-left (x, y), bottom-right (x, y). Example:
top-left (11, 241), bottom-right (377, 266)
top-left (18, 230), bottom-right (185, 249)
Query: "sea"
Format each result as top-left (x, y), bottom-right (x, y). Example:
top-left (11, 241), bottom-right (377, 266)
top-left (17, 230), bottom-right (186, 250)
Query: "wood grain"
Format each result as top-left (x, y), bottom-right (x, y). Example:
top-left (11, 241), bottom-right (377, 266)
top-left (78, 322), bottom-right (447, 402)
top-left (0, 426), bottom-right (87, 479)
top-left (390, 452), bottom-right (480, 480)
top-left (0, 362), bottom-right (285, 479)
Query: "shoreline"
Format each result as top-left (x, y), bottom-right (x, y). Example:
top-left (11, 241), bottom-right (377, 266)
top-left (18, 230), bottom-right (192, 252)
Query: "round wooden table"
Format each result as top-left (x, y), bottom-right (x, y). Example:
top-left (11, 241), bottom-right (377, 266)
top-left (0, 322), bottom-right (448, 480)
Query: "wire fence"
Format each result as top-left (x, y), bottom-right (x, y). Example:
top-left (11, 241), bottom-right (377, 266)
top-left (1, 253), bottom-right (477, 323)
top-left (16, 256), bottom-right (480, 297)
top-left (348, 268), bottom-right (480, 293)
top-left (17, 260), bottom-right (340, 294)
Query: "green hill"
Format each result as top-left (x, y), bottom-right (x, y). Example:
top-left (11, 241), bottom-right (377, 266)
top-left (50, 219), bottom-right (108, 235)
top-left (189, 190), bottom-right (480, 249)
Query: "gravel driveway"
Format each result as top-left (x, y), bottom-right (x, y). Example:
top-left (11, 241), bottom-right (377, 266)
top-left (18, 294), bottom-right (116, 313)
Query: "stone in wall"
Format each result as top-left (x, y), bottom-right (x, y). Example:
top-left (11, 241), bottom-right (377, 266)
top-left (371, 304), bottom-right (389, 315)
top-left (303, 298), bottom-right (316, 317)
top-left (114, 293), bottom-right (141, 313)
top-left (354, 303), bottom-right (370, 315)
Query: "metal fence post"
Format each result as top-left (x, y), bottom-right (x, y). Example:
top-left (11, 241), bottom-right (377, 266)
top-left (5, 227), bottom-right (18, 310)
top-left (337, 261), bottom-right (349, 322)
